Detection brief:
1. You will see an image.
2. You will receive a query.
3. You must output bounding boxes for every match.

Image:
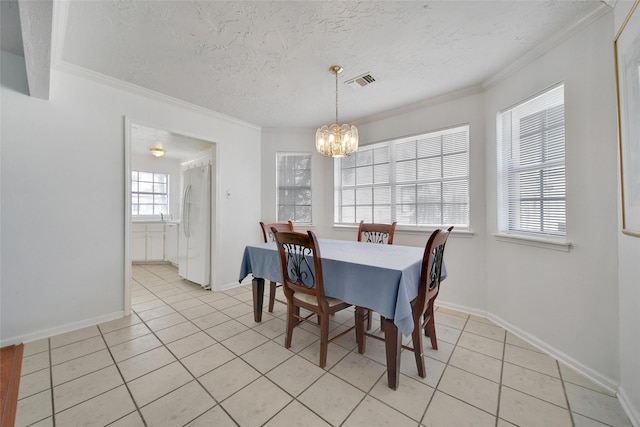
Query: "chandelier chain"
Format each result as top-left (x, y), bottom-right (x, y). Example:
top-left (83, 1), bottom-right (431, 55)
top-left (335, 70), bottom-right (339, 124)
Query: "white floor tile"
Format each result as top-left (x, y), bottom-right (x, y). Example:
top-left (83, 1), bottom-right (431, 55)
top-left (17, 264), bottom-right (632, 427)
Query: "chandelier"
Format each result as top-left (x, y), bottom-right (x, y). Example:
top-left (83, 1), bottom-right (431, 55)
top-left (315, 65), bottom-right (359, 157)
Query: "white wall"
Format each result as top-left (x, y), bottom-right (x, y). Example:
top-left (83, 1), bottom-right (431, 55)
top-left (0, 51), bottom-right (262, 345)
top-left (484, 12), bottom-right (621, 388)
top-left (261, 90), bottom-right (488, 314)
top-left (259, 11), bottom-right (636, 420)
top-left (613, 2), bottom-right (640, 423)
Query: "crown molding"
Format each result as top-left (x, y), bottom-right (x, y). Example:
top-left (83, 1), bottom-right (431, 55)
top-left (354, 84), bottom-right (485, 126)
top-left (53, 61), bottom-right (262, 131)
top-left (50, 2), bottom-right (260, 131)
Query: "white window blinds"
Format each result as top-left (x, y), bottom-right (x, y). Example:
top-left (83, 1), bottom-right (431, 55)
top-left (335, 125), bottom-right (469, 228)
top-left (497, 84), bottom-right (566, 237)
top-left (276, 152), bottom-right (312, 223)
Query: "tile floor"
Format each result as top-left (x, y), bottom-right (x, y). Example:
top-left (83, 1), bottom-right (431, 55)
top-left (15, 264), bottom-right (632, 427)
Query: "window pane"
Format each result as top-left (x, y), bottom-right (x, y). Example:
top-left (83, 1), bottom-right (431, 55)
top-left (139, 204), bottom-right (153, 215)
top-left (356, 166), bottom-right (373, 185)
top-left (356, 150), bottom-right (373, 166)
top-left (355, 187), bottom-right (372, 205)
top-left (342, 168), bottom-right (355, 186)
top-left (374, 164), bottom-right (390, 184)
top-left (418, 204), bottom-right (441, 225)
top-left (396, 160), bottom-right (416, 182)
top-left (373, 206), bottom-right (391, 223)
top-left (138, 172), bottom-right (153, 182)
top-left (295, 189), bottom-right (312, 205)
top-left (417, 136), bottom-right (441, 157)
top-left (356, 206), bottom-right (373, 223)
top-left (139, 182), bottom-right (154, 193)
top-left (342, 188), bottom-right (355, 205)
top-left (278, 206), bottom-right (294, 222)
top-left (417, 157), bottom-right (441, 180)
top-left (342, 206), bottom-right (355, 223)
top-left (396, 140), bottom-right (416, 161)
top-left (295, 206), bottom-right (312, 223)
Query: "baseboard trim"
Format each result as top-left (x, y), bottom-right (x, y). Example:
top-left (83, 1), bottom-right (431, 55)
top-left (618, 386), bottom-right (640, 427)
top-left (435, 300), bottom-right (619, 395)
top-left (0, 311), bottom-right (125, 347)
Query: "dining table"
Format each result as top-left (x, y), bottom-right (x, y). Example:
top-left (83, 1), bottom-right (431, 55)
top-left (238, 237), bottom-right (446, 390)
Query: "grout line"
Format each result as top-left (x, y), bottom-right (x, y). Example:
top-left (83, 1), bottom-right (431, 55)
top-left (49, 338), bottom-right (56, 427)
top-left (495, 328), bottom-right (507, 427)
top-left (25, 264), bottom-right (627, 427)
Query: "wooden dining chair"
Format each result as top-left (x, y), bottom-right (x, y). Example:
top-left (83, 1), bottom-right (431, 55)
top-left (358, 226), bottom-right (453, 379)
top-left (272, 229), bottom-right (355, 368)
top-left (409, 226), bottom-right (453, 377)
top-left (357, 220), bottom-right (397, 244)
top-left (357, 221), bottom-right (397, 330)
top-left (259, 221), bottom-right (294, 312)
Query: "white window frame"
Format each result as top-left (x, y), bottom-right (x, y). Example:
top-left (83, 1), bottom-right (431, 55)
top-left (131, 170), bottom-right (170, 218)
top-left (276, 152), bottom-right (312, 224)
top-left (497, 83), bottom-right (567, 241)
top-left (334, 124), bottom-right (470, 229)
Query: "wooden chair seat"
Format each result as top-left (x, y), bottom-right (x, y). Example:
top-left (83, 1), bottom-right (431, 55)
top-left (293, 292), bottom-right (347, 307)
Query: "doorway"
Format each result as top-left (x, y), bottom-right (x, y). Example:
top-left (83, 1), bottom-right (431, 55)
top-left (124, 118), bottom-right (218, 315)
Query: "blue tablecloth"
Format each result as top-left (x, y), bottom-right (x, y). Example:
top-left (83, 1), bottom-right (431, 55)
top-left (239, 238), bottom-right (446, 336)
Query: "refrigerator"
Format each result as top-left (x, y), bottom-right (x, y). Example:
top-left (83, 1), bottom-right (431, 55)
top-left (179, 164), bottom-right (211, 289)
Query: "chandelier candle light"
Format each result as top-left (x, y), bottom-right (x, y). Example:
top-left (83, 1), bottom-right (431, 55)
top-left (315, 65), bottom-right (359, 157)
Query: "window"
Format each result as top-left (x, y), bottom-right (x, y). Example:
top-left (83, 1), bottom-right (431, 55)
top-left (497, 84), bottom-right (566, 237)
top-left (335, 125), bottom-right (469, 228)
top-left (131, 171), bottom-right (169, 216)
top-left (276, 152), bottom-right (312, 223)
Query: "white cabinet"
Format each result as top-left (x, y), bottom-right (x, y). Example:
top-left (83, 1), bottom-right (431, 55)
top-left (131, 222), bottom-right (165, 262)
top-left (165, 222), bottom-right (179, 265)
top-left (132, 225), bottom-right (147, 262)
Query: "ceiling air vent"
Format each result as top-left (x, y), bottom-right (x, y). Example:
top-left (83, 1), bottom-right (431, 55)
top-left (345, 73), bottom-right (376, 89)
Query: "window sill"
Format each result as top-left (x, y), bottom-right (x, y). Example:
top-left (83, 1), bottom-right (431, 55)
top-left (492, 233), bottom-right (572, 252)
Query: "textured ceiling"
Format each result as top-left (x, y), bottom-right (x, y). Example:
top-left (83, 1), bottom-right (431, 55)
top-left (15, 1), bottom-right (607, 128)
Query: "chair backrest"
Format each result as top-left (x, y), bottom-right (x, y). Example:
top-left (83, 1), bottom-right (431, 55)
top-left (357, 220), bottom-right (397, 244)
top-left (260, 220), bottom-right (294, 243)
top-left (414, 226), bottom-right (453, 317)
top-left (272, 229), bottom-right (328, 309)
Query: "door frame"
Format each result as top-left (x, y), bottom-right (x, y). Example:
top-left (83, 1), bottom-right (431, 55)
top-left (123, 116), bottom-right (219, 315)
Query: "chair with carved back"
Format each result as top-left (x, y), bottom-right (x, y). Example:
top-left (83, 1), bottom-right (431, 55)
top-left (410, 226), bottom-right (453, 377)
top-left (357, 220), bottom-right (397, 245)
top-left (259, 220), bottom-right (294, 312)
top-left (360, 226), bottom-right (452, 378)
top-left (356, 221), bottom-right (397, 329)
top-left (272, 229), bottom-right (355, 368)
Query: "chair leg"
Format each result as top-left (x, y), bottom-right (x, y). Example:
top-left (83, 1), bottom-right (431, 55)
top-left (424, 314), bottom-right (438, 350)
top-left (366, 309), bottom-right (372, 331)
top-left (268, 281), bottom-right (276, 312)
top-left (423, 301), bottom-right (438, 350)
top-left (285, 305), bottom-right (299, 349)
top-left (412, 318), bottom-right (426, 378)
top-left (319, 312), bottom-right (329, 368)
